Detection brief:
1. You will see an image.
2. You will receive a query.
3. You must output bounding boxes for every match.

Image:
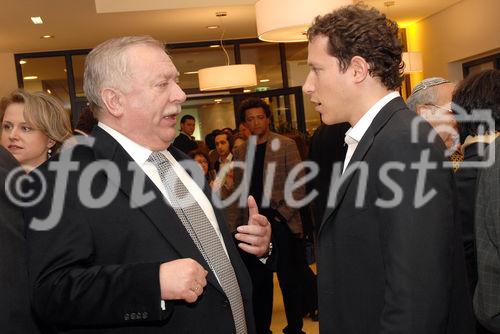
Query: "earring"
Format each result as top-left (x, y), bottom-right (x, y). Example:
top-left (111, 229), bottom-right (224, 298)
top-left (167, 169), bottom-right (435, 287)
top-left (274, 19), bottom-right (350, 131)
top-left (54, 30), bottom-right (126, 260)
top-left (47, 148), bottom-right (52, 159)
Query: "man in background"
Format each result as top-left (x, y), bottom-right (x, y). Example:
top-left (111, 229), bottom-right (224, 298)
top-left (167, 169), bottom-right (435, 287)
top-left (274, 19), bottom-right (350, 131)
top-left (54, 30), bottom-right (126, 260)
top-left (407, 77), bottom-right (461, 169)
top-left (230, 97), bottom-right (306, 334)
top-left (173, 114), bottom-right (198, 153)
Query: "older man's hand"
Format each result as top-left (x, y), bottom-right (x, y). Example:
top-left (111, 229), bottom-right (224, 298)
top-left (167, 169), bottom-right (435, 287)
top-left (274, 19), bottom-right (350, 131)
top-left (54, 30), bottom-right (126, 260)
top-left (235, 196), bottom-right (272, 257)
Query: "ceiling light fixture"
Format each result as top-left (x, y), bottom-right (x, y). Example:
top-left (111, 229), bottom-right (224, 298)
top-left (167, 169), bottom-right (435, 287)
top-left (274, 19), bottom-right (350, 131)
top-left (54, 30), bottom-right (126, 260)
top-left (259, 79), bottom-right (270, 83)
top-left (19, 60), bottom-right (27, 65)
top-left (31, 16), bottom-right (43, 24)
top-left (209, 44), bottom-right (220, 48)
top-left (198, 12), bottom-right (257, 91)
top-left (47, 89), bottom-right (52, 94)
top-left (206, 25), bottom-right (219, 29)
top-left (214, 99), bottom-right (223, 103)
top-left (184, 71), bottom-right (199, 75)
top-left (255, 0), bottom-right (350, 42)
top-left (23, 76), bottom-right (38, 80)
top-left (41, 35), bottom-right (54, 39)
top-left (243, 89), bottom-right (251, 93)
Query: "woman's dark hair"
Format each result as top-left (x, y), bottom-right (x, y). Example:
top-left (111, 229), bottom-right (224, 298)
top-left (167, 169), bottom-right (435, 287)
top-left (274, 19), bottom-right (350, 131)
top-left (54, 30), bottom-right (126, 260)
top-left (205, 131), bottom-right (217, 150)
top-left (188, 149), bottom-right (210, 163)
top-left (75, 106), bottom-right (97, 135)
top-left (452, 69), bottom-right (500, 140)
top-left (237, 98), bottom-right (271, 123)
top-left (307, 4), bottom-right (404, 90)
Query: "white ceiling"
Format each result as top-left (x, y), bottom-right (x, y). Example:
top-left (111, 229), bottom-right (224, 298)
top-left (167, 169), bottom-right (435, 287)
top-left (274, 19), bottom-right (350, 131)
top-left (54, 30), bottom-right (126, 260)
top-left (0, 0), bottom-right (462, 53)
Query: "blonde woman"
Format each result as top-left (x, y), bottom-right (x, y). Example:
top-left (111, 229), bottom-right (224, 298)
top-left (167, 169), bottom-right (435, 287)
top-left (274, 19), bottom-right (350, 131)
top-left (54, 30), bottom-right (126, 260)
top-left (0, 89), bottom-right (72, 172)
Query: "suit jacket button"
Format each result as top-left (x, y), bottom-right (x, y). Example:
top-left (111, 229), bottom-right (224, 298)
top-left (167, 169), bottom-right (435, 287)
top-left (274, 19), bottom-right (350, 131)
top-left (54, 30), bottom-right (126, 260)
top-left (222, 300), bottom-right (230, 308)
top-left (124, 313), bottom-right (130, 321)
top-left (130, 313), bottom-right (136, 320)
top-left (142, 312), bottom-right (149, 319)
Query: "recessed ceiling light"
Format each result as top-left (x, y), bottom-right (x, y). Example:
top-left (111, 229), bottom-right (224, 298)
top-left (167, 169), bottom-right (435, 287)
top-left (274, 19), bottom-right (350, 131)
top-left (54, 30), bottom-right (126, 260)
top-left (206, 25), bottom-right (219, 30)
top-left (23, 76), bottom-right (38, 80)
top-left (47, 89), bottom-right (52, 94)
top-left (184, 71), bottom-right (198, 75)
top-left (19, 60), bottom-right (27, 65)
top-left (209, 44), bottom-right (220, 48)
top-left (31, 16), bottom-right (43, 24)
top-left (214, 99), bottom-right (223, 103)
top-left (41, 35), bottom-right (54, 39)
top-left (243, 89), bottom-right (251, 93)
top-left (259, 79), bottom-right (270, 83)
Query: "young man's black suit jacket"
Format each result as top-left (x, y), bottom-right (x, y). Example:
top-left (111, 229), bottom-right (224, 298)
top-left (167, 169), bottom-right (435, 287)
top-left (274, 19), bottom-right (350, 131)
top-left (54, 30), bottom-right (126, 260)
top-left (317, 97), bottom-right (474, 334)
top-left (0, 147), bottom-right (41, 333)
top-left (25, 126), bottom-right (256, 333)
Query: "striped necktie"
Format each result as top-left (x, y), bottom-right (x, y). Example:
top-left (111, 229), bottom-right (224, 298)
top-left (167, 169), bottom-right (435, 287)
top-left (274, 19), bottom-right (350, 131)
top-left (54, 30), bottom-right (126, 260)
top-left (148, 152), bottom-right (247, 334)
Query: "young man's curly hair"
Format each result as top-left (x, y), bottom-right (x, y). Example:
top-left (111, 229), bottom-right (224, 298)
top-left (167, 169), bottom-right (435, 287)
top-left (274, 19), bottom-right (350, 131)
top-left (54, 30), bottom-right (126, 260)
top-left (307, 4), bottom-right (404, 90)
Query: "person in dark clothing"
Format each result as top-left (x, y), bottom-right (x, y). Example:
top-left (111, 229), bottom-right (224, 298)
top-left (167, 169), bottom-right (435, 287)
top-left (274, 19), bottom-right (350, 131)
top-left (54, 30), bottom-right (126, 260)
top-left (0, 146), bottom-right (41, 333)
top-left (308, 122), bottom-right (349, 226)
top-left (303, 5), bottom-right (474, 333)
top-left (453, 69), bottom-right (500, 334)
top-left (229, 98), bottom-right (306, 334)
top-left (172, 114), bottom-right (198, 153)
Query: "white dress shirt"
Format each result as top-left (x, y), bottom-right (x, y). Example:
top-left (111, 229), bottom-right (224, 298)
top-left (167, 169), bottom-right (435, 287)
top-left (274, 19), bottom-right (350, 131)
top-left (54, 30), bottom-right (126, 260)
top-left (342, 91), bottom-right (400, 173)
top-left (98, 122), bottom-right (229, 257)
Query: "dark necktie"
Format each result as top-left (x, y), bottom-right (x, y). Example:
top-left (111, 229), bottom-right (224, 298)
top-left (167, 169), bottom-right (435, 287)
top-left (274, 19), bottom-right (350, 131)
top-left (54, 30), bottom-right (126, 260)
top-left (148, 152), bottom-right (247, 334)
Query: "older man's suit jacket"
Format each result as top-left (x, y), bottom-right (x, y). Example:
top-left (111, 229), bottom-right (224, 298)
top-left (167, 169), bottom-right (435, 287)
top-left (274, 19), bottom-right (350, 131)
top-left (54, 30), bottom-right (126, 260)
top-left (317, 97), bottom-right (474, 334)
top-left (0, 147), bottom-right (41, 333)
top-left (229, 132), bottom-right (305, 234)
top-left (24, 127), bottom-right (255, 333)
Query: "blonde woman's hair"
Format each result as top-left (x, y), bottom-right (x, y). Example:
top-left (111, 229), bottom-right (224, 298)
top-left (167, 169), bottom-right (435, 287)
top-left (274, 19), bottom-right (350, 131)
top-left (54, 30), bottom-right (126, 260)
top-left (0, 89), bottom-right (73, 152)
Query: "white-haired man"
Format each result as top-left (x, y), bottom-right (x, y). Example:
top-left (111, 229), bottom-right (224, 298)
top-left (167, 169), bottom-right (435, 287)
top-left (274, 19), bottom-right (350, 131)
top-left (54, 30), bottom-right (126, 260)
top-left (24, 36), bottom-right (271, 334)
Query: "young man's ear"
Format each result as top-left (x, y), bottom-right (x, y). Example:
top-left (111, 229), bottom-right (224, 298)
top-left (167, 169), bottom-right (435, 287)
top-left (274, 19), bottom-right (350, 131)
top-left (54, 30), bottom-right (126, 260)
top-left (101, 88), bottom-right (124, 117)
top-left (350, 56), bottom-right (370, 83)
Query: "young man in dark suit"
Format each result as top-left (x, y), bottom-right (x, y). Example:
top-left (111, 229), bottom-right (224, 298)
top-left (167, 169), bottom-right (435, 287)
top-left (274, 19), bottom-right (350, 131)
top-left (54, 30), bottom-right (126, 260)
top-left (0, 146), bottom-right (40, 333)
top-left (302, 4), bottom-right (473, 334)
top-left (172, 114), bottom-right (198, 153)
top-left (24, 36), bottom-right (271, 334)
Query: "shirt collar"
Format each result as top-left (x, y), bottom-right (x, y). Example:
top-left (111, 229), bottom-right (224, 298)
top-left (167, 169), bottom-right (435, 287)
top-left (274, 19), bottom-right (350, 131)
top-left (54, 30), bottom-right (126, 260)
top-left (98, 122), bottom-right (167, 166)
top-left (219, 152), bottom-right (233, 163)
top-left (346, 91), bottom-right (400, 143)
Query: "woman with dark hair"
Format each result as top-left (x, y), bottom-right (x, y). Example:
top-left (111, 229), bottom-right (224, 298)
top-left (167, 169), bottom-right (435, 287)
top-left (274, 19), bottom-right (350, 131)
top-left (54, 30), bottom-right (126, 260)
top-left (188, 149), bottom-right (216, 186)
top-left (453, 69), bottom-right (500, 334)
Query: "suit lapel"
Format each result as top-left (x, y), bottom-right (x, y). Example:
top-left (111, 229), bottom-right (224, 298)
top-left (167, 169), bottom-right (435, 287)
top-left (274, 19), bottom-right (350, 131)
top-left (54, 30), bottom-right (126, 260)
top-left (319, 97), bottom-right (407, 234)
top-left (91, 128), bottom-right (224, 294)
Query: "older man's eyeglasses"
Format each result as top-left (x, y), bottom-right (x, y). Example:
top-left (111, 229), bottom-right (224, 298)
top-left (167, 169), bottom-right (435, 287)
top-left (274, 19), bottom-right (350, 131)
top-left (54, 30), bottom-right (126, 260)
top-left (424, 103), bottom-right (453, 115)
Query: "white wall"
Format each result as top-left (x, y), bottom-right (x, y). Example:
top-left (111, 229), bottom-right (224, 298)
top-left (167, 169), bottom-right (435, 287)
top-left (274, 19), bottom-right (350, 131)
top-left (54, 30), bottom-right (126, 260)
top-left (408, 0), bottom-right (500, 82)
top-left (0, 53), bottom-right (18, 98)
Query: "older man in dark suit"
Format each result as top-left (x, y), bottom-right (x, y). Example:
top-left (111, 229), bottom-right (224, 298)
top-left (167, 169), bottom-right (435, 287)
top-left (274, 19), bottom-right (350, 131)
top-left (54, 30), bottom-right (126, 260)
top-left (0, 146), bottom-right (40, 333)
top-left (24, 36), bottom-right (271, 334)
top-left (303, 5), bottom-right (473, 334)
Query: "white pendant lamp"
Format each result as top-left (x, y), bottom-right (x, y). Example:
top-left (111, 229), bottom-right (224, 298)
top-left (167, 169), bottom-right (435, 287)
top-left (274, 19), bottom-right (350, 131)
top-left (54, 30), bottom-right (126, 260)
top-left (199, 64), bottom-right (257, 91)
top-left (198, 12), bottom-right (257, 91)
top-left (255, 0), bottom-right (352, 43)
